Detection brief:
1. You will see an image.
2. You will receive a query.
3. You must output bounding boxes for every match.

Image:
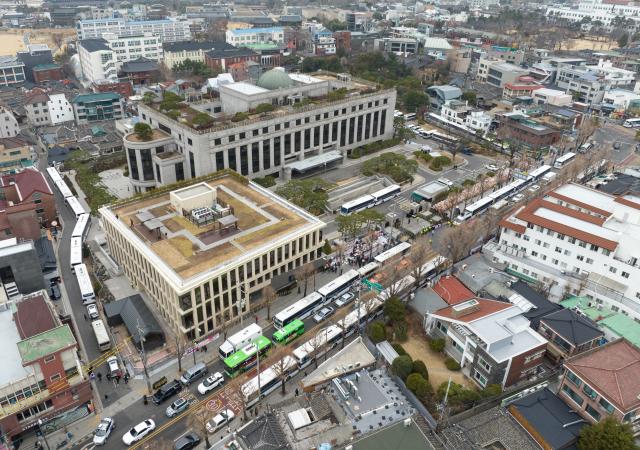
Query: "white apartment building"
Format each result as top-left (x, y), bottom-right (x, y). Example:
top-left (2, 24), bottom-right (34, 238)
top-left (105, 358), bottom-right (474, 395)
top-left (225, 27), bottom-right (285, 47)
top-left (78, 33), bottom-right (162, 84)
top-left (76, 18), bottom-right (192, 42)
top-left (546, 0), bottom-right (640, 28)
top-left (0, 106), bottom-right (19, 138)
top-left (130, 70), bottom-right (396, 193)
top-left (439, 100), bottom-right (492, 134)
top-left (485, 183), bottom-right (640, 321)
top-left (162, 41), bottom-right (219, 68)
top-left (100, 173), bottom-right (325, 339)
top-left (476, 58), bottom-right (529, 88)
top-left (556, 60), bottom-right (635, 105)
top-left (532, 88), bottom-right (573, 107)
top-left (602, 89), bottom-right (640, 110)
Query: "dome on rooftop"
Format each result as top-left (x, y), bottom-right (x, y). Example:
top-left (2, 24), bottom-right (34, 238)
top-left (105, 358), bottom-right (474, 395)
top-left (256, 68), bottom-right (294, 90)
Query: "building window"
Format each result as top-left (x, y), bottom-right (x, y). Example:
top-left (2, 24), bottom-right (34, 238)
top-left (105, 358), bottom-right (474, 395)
top-left (189, 151), bottom-right (196, 178)
top-left (50, 374), bottom-right (61, 382)
top-left (583, 384), bottom-right (598, 400)
top-left (599, 397), bottom-right (614, 414)
top-left (478, 357), bottom-right (491, 372)
top-left (585, 404), bottom-right (601, 421)
top-left (473, 369), bottom-right (487, 387)
top-left (562, 384), bottom-right (584, 406)
top-left (44, 355), bottom-right (55, 363)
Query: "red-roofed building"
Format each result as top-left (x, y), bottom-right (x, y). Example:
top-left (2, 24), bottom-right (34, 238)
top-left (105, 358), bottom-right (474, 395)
top-left (558, 339), bottom-right (640, 433)
top-left (0, 168), bottom-right (56, 238)
top-left (433, 275), bottom-right (475, 305)
top-left (426, 298), bottom-right (547, 388)
top-left (503, 75), bottom-right (542, 99)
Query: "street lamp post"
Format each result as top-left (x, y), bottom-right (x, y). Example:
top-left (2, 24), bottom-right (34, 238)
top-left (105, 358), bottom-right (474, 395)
top-left (239, 284), bottom-right (247, 328)
top-left (37, 419), bottom-right (50, 450)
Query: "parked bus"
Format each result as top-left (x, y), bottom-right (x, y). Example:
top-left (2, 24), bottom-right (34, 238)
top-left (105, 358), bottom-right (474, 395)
top-left (292, 325), bottom-right (343, 369)
top-left (418, 255), bottom-right (446, 285)
top-left (379, 274), bottom-right (416, 301)
top-left (274, 292), bottom-right (324, 328)
top-left (72, 213), bottom-right (90, 240)
top-left (337, 297), bottom-right (384, 337)
top-left (340, 195), bottom-right (374, 215)
top-left (403, 113), bottom-right (417, 121)
top-left (242, 356), bottom-right (298, 408)
top-left (371, 184), bottom-right (401, 205)
top-left (70, 237), bottom-right (83, 270)
top-left (74, 264), bottom-right (95, 304)
top-left (421, 129), bottom-right (459, 145)
top-left (488, 179), bottom-right (527, 203)
top-left (554, 152), bottom-right (576, 169)
top-left (46, 167), bottom-right (63, 184)
top-left (223, 336), bottom-right (272, 377)
top-left (623, 118), bottom-right (640, 128)
top-left (219, 323), bottom-right (263, 359)
top-left (55, 179), bottom-right (73, 199)
top-left (527, 165), bottom-right (551, 182)
top-left (374, 242), bottom-right (411, 265)
top-left (357, 261), bottom-right (380, 279)
top-left (91, 319), bottom-right (111, 351)
top-left (317, 269), bottom-right (359, 302)
top-left (66, 196), bottom-right (86, 218)
top-left (272, 319), bottom-right (305, 344)
top-left (455, 195), bottom-right (495, 224)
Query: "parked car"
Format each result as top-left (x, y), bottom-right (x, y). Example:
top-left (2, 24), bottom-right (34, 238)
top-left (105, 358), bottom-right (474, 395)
top-left (180, 362), bottom-right (208, 385)
top-left (334, 292), bottom-right (355, 308)
top-left (437, 178), bottom-right (453, 187)
top-left (197, 372), bottom-right (224, 395)
top-left (166, 397), bottom-right (190, 418)
top-left (313, 306), bottom-right (335, 323)
top-left (87, 304), bottom-right (99, 320)
top-left (528, 184), bottom-right (540, 193)
top-left (462, 147), bottom-right (473, 155)
top-left (152, 379), bottom-right (182, 404)
top-left (122, 419), bottom-right (155, 446)
top-left (106, 356), bottom-right (122, 378)
top-left (174, 432), bottom-right (201, 450)
top-left (206, 410), bottom-right (235, 434)
top-left (93, 417), bottom-right (114, 446)
top-left (484, 164), bottom-right (499, 172)
top-left (512, 193), bottom-right (525, 202)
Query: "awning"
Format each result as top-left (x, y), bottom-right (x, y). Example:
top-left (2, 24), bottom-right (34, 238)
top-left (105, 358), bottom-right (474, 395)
top-left (286, 150), bottom-right (342, 173)
top-left (143, 218), bottom-right (163, 231)
top-left (218, 215), bottom-right (238, 227)
top-left (505, 267), bottom-right (536, 284)
top-left (376, 340), bottom-right (399, 365)
top-left (136, 211), bottom-right (154, 222)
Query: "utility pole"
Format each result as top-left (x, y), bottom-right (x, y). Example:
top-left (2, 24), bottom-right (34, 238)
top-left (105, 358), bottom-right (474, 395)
top-left (137, 319), bottom-right (152, 394)
top-left (37, 420), bottom-right (50, 450)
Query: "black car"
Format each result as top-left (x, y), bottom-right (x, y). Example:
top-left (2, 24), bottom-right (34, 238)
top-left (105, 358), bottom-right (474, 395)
top-left (152, 380), bottom-right (181, 405)
top-left (174, 433), bottom-right (200, 450)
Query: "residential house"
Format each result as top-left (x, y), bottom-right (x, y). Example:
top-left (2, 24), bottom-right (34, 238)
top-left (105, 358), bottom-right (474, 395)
top-left (538, 309), bottom-right (604, 363)
top-left (558, 339), bottom-right (640, 434)
top-left (24, 91), bottom-right (74, 127)
top-left (0, 106), bottom-right (19, 138)
top-left (119, 58), bottom-right (159, 86)
top-left (477, 58), bottom-right (529, 88)
top-left (427, 85), bottom-right (463, 111)
top-left (433, 275), bottom-right (476, 305)
top-left (425, 298), bottom-right (548, 388)
top-left (373, 37), bottom-right (419, 55)
top-left (0, 137), bottom-right (32, 174)
top-left (503, 76), bottom-right (542, 99)
top-left (204, 45), bottom-right (259, 72)
top-left (439, 100), bottom-right (492, 135)
top-left (71, 92), bottom-right (124, 125)
top-left (32, 64), bottom-right (64, 83)
top-left (495, 112), bottom-right (561, 148)
top-left (532, 88), bottom-right (573, 106)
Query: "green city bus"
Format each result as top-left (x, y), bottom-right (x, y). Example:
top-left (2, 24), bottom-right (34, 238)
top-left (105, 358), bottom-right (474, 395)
top-left (272, 319), bottom-right (305, 344)
top-left (223, 335), bottom-right (272, 377)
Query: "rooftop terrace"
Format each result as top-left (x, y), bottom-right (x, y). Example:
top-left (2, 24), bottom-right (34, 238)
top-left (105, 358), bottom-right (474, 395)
top-left (104, 172), bottom-right (323, 285)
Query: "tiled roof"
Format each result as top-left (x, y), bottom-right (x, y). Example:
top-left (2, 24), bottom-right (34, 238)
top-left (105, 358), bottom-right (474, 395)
top-left (539, 309), bottom-right (603, 346)
top-left (515, 198), bottom-right (618, 251)
top-left (13, 294), bottom-right (57, 339)
top-left (432, 298), bottom-right (512, 323)
top-left (565, 339), bottom-right (640, 411)
top-left (0, 167), bottom-right (53, 199)
top-left (433, 276), bottom-right (475, 305)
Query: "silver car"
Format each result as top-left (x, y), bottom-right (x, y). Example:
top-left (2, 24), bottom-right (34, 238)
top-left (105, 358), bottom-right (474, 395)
top-left (166, 397), bottom-right (190, 418)
top-left (313, 306), bottom-right (335, 323)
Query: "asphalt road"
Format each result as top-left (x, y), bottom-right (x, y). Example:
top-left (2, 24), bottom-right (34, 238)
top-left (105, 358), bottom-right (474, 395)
top-left (591, 121), bottom-right (637, 164)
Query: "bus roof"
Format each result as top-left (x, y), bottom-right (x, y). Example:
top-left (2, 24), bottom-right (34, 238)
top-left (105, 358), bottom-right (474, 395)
top-left (556, 152), bottom-right (576, 163)
top-left (374, 242), bottom-right (411, 263)
top-left (466, 196), bottom-right (494, 213)
top-left (317, 269), bottom-right (359, 297)
top-left (341, 195), bottom-right (374, 210)
top-left (293, 325), bottom-right (342, 361)
top-left (227, 323), bottom-right (263, 346)
top-left (242, 355), bottom-right (297, 398)
top-left (528, 164), bottom-right (551, 178)
top-left (224, 335), bottom-right (271, 368)
top-left (273, 319), bottom-right (304, 339)
top-left (274, 292), bottom-right (323, 322)
top-left (372, 184), bottom-right (401, 199)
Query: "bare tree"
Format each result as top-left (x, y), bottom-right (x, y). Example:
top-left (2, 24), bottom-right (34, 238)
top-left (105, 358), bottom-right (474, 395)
top-left (296, 262), bottom-right (316, 297)
top-left (174, 333), bottom-right (188, 373)
top-left (218, 311), bottom-right (230, 341)
top-left (187, 406), bottom-right (212, 448)
top-left (52, 33), bottom-right (64, 50)
top-left (382, 261), bottom-right (408, 299)
top-left (439, 224), bottom-right (478, 263)
top-left (407, 236), bottom-right (434, 287)
top-left (575, 117), bottom-right (599, 147)
top-left (270, 347), bottom-right (293, 395)
top-left (261, 285), bottom-right (277, 321)
top-left (306, 331), bottom-right (325, 369)
top-left (229, 380), bottom-right (249, 421)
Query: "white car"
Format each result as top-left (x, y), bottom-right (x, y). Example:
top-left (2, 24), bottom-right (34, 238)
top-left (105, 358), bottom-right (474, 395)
top-left (437, 178), bottom-right (453, 187)
top-left (206, 410), bottom-right (235, 434)
top-left (106, 356), bottom-right (122, 378)
top-left (528, 184), bottom-right (540, 193)
top-left (87, 304), bottom-right (99, 320)
top-left (93, 417), bottom-right (114, 446)
top-left (197, 372), bottom-right (225, 395)
top-left (122, 419), bottom-right (155, 446)
top-left (512, 193), bottom-right (525, 202)
top-left (484, 164), bottom-right (499, 172)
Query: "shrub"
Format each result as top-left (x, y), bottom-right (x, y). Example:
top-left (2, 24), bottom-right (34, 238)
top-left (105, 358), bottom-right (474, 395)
top-left (133, 122), bottom-right (153, 140)
top-left (412, 360), bottom-right (429, 380)
top-left (462, 179), bottom-right (475, 187)
top-left (367, 321), bottom-right (386, 343)
top-left (429, 338), bottom-right (445, 353)
top-left (327, 87), bottom-right (348, 101)
top-left (415, 377), bottom-right (434, 402)
top-left (445, 357), bottom-right (461, 371)
top-left (481, 384), bottom-right (502, 398)
top-left (253, 176), bottom-right (276, 188)
top-left (406, 373), bottom-right (424, 392)
top-left (255, 103), bottom-right (275, 114)
top-left (429, 155), bottom-right (452, 171)
top-left (166, 110), bottom-right (180, 120)
top-left (160, 91), bottom-right (183, 111)
top-left (413, 151), bottom-right (433, 163)
top-left (437, 382), bottom-right (480, 407)
top-left (392, 343), bottom-right (408, 356)
top-left (232, 112), bottom-right (249, 122)
top-left (322, 240), bottom-right (332, 255)
top-left (192, 112), bottom-right (213, 128)
top-left (349, 138), bottom-right (402, 159)
top-left (392, 355), bottom-right (414, 381)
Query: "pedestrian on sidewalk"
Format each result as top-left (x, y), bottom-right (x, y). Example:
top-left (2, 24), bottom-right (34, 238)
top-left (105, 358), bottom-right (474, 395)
top-left (97, 372), bottom-right (102, 382)
top-left (255, 315), bottom-right (258, 324)
top-left (115, 375), bottom-right (120, 385)
top-left (295, 388), bottom-right (299, 397)
top-left (124, 373), bottom-right (129, 384)
top-left (203, 345), bottom-right (207, 353)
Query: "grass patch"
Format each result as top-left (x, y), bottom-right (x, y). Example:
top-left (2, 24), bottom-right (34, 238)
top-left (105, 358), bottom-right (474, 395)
top-left (65, 150), bottom-right (117, 212)
top-left (216, 190), bottom-right (269, 229)
top-left (348, 138), bottom-right (402, 159)
top-left (169, 236), bottom-right (194, 257)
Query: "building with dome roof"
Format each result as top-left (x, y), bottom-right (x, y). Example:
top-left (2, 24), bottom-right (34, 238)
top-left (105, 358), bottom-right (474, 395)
top-left (127, 69), bottom-right (396, 192)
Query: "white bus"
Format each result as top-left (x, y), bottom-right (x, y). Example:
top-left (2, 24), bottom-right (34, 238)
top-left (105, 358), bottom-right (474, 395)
top-left (274, 292), bottom-right (324, 328)
top-left (72, 213), bottom-right (90, 240)
top-left (340, 195), bottom-right (375, 215)
top-left (623, 118), bottom-right (640, 128)
top-left (66, 196), bottom-right (86, 218)
top-left (242, 355), bottom-right (298, 407)
top-left (357, 261), bottom-right (379, 279)
top-left (70, 237), bottom-right (83, 270)
top-left (317, 269), bottom-right (359, 301)
top-left (554, 152), bottom-right (576, 169)
top-left (371, 184), bottom-right (401, 205)
top-left (403, 113), bottom-right (417, 121)
top-left (46, 167), bottom-right (63, 184)
top-left (379, 274), bottom-right (416, 301)
top-left (527, 165), bottom-right (551, 182)
top-left (55, 179), bottom-right (73, 199)
top-left (374, 242), bottom-right (411, 265)
top-left (74, 263), bottom-right (95, 304)
top-left (218, 323), bottom-right (263, 359)
top-left (91, 319), bottom-right (111, 352)
top-left (422, 129), bottom-right (459, 145)
top-left (455, 195), bottom-right (495, 224)
top-left (337, 297), bottom-right (384, 337)
top-left (293, 325), bottom-right (343, 369)
top-left (418, 255), bottom-right (446, 285)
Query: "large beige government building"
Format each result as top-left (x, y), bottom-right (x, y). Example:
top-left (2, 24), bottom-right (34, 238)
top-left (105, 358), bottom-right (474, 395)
top-left (100, 172), bottom-right (325, 339)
